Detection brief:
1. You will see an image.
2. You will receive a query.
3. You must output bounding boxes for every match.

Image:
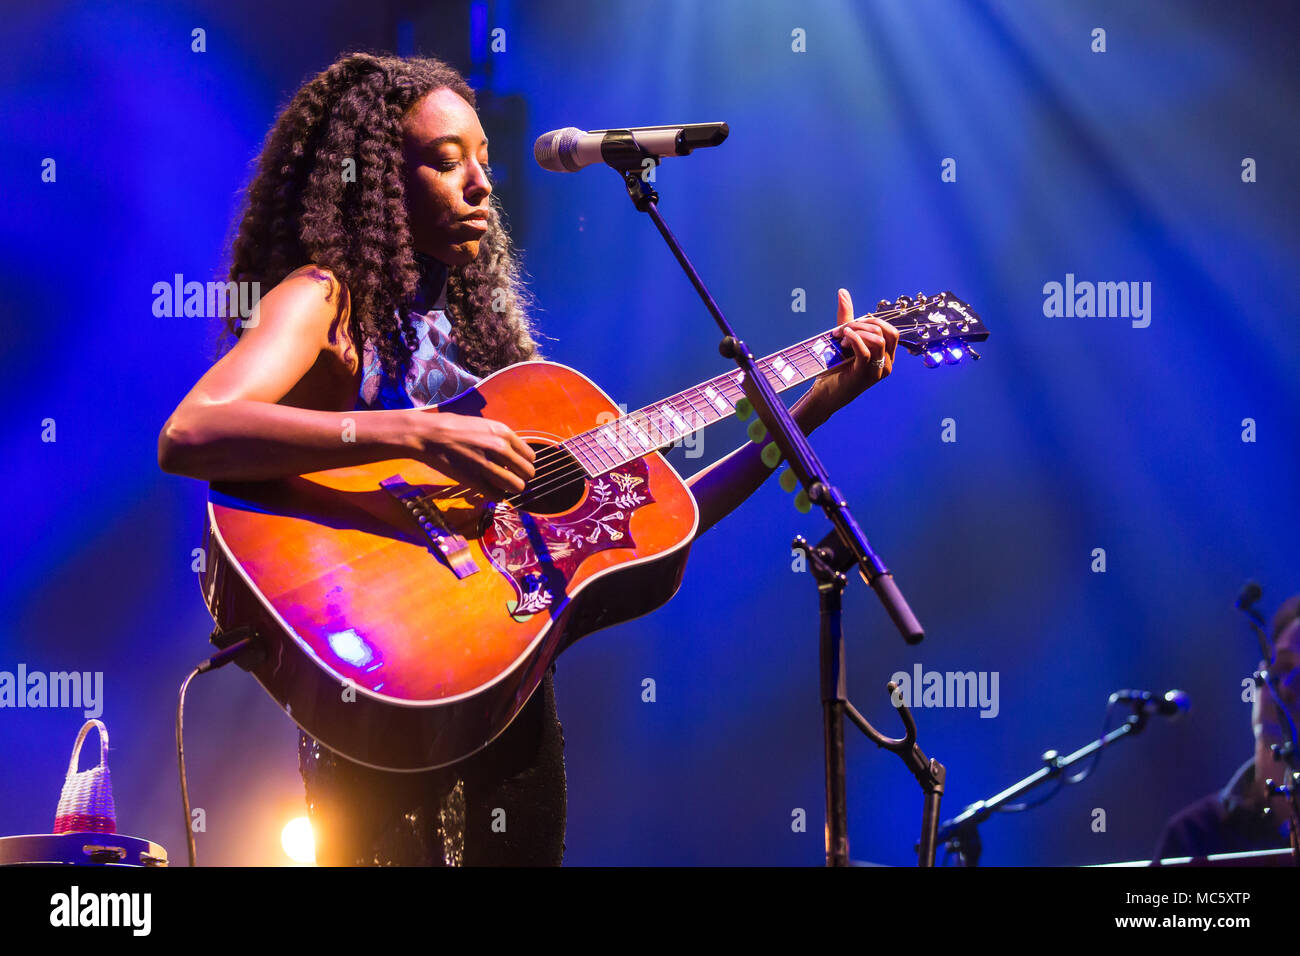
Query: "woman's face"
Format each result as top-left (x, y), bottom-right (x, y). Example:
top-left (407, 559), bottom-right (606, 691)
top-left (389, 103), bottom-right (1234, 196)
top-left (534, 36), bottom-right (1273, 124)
top-left (401, 87), bottom-right (492, 267)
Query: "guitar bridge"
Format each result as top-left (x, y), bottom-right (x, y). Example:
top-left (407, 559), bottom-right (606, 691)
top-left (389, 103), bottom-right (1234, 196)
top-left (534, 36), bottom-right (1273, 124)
top-left (380, 475), bottom-right (480, 579)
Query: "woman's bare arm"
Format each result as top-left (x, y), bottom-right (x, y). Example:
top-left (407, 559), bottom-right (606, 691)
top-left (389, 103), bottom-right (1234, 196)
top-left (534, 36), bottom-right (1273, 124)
top-left (158, 266), bottom-right (534, 492)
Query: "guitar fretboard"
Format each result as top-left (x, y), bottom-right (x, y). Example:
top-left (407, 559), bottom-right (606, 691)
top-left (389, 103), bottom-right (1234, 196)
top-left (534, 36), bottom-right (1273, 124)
top-left (562, 327), bottom-right (850, 476)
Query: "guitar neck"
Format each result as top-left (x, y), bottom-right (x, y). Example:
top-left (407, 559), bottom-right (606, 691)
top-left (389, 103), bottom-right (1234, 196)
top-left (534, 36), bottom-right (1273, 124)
top-left (559, 290), bottom-right (987, 477)
top-left (562, 325), bottom-right (847, 476)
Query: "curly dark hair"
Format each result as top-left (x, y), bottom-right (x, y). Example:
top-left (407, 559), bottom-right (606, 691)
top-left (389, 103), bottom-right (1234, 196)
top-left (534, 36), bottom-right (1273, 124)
top-left (224, 52), bottom-right (540, 380)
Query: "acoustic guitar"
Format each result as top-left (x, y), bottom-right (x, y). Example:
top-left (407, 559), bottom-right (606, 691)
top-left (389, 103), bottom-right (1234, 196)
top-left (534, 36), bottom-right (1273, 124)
top-left (201, 293), bottom-right (987, 770)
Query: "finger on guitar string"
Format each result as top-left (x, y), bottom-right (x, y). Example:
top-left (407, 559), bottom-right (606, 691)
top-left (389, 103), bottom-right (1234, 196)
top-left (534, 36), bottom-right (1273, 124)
top-left (874, 317), bottom-right (901, 356)
top-left (488, 439), bottom-right (536, 481)
top-left (835, 320), bottom-right (893, 365)
top-left (836, 325), bottom-right (876, 364)
top-left (479, 451), bottom-right (530, 495)
top-left (409, 410), bottom-right (538, 498)
top-left (494, 420), bottom-right (536, 465)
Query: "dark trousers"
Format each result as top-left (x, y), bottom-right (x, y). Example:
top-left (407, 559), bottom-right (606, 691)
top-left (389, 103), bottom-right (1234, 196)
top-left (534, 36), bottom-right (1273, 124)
top-left (298, 668), bottom-right (567, 866)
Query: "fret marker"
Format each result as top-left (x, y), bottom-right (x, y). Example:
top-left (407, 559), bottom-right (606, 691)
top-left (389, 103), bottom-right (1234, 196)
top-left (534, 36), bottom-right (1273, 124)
top-left (660, 403), bottom-right (689, 435)
top-left (628, 418), bottom-right (654, 450)
top-left (704, 385), bottom-right (731, 413)
top-left (772, 356), bottom-right (798, 383)
top-left (817, 336), bottom-right (846, 369)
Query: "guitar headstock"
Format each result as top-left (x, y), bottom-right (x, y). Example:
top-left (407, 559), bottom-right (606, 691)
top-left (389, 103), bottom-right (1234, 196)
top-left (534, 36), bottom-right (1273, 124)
top-left (874, 292), bottom-right (988, 367)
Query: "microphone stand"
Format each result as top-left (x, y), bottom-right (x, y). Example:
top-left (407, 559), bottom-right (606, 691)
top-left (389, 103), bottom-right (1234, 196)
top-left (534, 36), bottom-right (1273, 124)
top-left (1250, 663), bottom-right (1300, 864)
top-left (936, 705), bottom-right (1156, 866)
top-left (605, 136), bottom-right (927, 866)
top-left (793, 529), bottom-right (945, 866)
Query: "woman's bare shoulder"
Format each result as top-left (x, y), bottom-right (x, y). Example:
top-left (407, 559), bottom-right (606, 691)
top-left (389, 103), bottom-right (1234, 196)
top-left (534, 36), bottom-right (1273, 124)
top-left (263, 264), bottom-right (358, 368)
top-left (275, 264), bottom-right (349, 311)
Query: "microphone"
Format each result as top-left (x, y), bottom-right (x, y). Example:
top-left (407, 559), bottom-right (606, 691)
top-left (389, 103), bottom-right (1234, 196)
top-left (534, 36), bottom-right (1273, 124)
top-left (534, 122), bottom-right (729, 173)
top-left (1237, 580), bottom-right (1264, 611)
top-left (1108, 688), bottom-right (1190, 718)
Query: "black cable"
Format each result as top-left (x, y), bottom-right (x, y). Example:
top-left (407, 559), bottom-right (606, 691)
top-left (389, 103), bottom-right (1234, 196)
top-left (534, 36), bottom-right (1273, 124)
top-left (176, 667), bottom-right (201, 867)
top-left (175, 630), bottom-right (261, 867)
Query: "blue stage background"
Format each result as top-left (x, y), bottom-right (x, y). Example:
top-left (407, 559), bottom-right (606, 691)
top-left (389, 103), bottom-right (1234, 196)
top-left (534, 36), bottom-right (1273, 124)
top-left (2, 0), bottom-right (1297, 865)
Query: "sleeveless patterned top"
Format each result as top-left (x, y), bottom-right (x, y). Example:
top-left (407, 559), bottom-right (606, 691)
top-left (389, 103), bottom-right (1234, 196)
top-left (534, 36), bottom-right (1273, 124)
top-left (356, 255), bottom-right (481, 410)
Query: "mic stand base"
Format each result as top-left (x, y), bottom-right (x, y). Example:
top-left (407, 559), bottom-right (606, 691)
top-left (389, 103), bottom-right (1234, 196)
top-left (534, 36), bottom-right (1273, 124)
top-left (798, 533), bottom-right (946, 867)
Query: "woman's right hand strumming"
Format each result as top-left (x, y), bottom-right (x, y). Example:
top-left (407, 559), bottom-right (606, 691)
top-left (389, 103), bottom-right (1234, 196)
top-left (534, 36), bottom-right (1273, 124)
top-left (405, 409), bottom-right (535, 497)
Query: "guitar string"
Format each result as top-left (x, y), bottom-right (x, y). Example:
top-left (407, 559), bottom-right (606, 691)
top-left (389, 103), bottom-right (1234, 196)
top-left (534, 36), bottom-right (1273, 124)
top-left (493, 315), bottom-right (952, 509)
top-left (506, 312), bottom-right (960, 503)
top-left (422, 314), bottom-right (952, 511)
top-left (426, 333), bottom-right (842, 506)
top-left (420, 310), bottom-right (972, 510)
top-left (518, 313), bottom-right (934, 492)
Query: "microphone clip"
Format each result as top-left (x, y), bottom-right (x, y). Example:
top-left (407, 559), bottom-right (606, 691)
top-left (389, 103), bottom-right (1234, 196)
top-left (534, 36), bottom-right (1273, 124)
top-left (622, 166), bottom-right (659, 212)
top-left (601, 129), bottom-right (661, 174)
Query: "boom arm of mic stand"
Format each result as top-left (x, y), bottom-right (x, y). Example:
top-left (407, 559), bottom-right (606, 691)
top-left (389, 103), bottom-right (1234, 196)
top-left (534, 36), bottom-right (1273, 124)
top-left (935, 712), bottom-right (1152, 865)
top-left (617, 165), bottom-right (923, 645)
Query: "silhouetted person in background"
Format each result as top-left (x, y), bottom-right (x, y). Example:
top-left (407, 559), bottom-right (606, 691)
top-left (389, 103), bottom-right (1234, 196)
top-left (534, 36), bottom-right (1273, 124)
top-left (1153, 595), bottom-right (1300, 861)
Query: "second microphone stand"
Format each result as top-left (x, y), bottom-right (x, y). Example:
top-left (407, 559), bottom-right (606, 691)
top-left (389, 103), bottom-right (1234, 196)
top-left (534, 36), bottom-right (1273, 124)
top-left (936, 705), bottom-right (1157, 866)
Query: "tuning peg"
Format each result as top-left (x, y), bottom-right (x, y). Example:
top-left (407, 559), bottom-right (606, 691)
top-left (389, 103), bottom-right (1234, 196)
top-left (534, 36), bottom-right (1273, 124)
top-left (761, 442), bottom-right (782, 469)
top-left (779, 468), bottom-right (799, 493)
top-left (876, 299), bottom-right (892, 311)
top-left (747, 419), bottom-right (767, 443)
top-left (962, 343), bottom-right (981, 360)
top-left (915, 293), bottom-right (928, 305)
top-left (943, 344), bottom-right (964, 365)
top-left (895, 295), bottom-right (914, 309)
top-left (922, 348), bottom-right (944, 368)
top-left (793, 488), bottom-right (812, 513)
top-left (734, 397), bottom-right (753, 421)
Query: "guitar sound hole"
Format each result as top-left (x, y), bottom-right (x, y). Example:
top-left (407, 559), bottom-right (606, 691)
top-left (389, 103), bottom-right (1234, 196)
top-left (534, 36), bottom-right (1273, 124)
top-left (513, 442), bottom-right (586, 515)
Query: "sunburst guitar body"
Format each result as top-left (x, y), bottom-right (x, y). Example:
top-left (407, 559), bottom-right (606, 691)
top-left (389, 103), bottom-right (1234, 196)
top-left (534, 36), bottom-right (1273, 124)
top-left (200, 293), bottom-right (987, 770)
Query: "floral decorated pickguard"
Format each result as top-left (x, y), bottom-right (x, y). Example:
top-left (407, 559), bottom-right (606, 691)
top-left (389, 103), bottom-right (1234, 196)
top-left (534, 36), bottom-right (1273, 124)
top-left (481, 458), bottom-right (653, 621)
